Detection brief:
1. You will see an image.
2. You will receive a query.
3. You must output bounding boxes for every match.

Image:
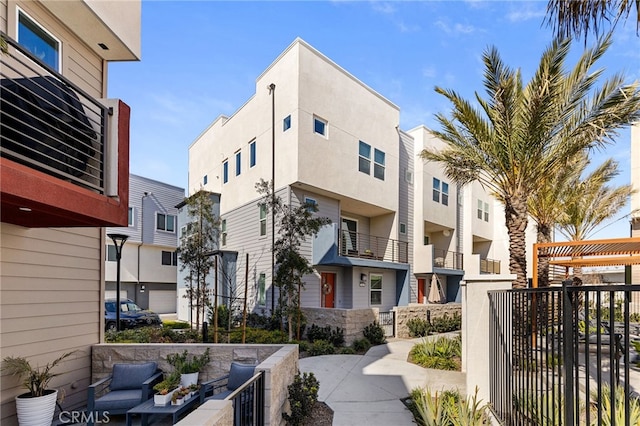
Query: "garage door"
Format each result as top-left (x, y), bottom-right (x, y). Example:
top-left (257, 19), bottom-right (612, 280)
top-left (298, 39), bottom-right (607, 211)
top-left (149, 290), bottom-right (176, 314)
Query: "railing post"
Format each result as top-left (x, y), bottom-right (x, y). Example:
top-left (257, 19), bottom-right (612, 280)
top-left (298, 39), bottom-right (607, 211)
top-left (562, 279), bottom-right (575, 426)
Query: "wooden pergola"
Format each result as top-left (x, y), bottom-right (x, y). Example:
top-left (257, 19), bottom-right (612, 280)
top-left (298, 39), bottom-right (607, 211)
top-left (532, 237), bottom-right (640, 287)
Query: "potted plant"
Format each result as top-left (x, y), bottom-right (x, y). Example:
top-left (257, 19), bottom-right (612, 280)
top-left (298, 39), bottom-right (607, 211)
top-left (1, 351), bottom-right (75, 426)
top-left (167, 348), bottom-right (210, 387)
top-left (152, 371), bottom-right (180, 406)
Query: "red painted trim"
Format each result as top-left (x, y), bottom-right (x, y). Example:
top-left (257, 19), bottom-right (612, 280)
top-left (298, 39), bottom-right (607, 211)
top-left (0, 101), bottom-right (131, 228)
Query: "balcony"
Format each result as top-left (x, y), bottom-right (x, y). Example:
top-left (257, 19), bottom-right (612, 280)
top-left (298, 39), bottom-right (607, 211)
top-left (479, 257), bottom-right (501, 274)
top-left (414, 245), bottom-right (463, 274)
top-left (0, 32), bottom-right (129, 228)
top-left (340, 230), bottom-right (408, 263)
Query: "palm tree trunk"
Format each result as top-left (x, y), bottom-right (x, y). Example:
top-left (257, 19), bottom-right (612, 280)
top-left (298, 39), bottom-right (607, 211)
top-left (505, 196), bottom-right (529, 289)
top-left (537, 224), bottom-right (553, 287)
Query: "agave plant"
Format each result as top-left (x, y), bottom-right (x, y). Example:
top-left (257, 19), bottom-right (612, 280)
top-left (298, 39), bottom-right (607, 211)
top-left (595, 384), bottom-right (640, 426)
top-left (2, 351), bottom-right (75, 397)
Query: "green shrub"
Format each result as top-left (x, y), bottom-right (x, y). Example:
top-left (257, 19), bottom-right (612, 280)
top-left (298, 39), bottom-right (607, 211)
top-left (308, 340), bottom-right (335, 356)
top-left (409, 336), bottom-right (462, 371)
top-left (409, 387), bottom-right (489, 426)
top-left (162, 320), bottom-right (190, 329)
top-left (595, 384), bottom-right (640, 426)
top-left (430, 312), bottom-right (462, 333)
top-left (407, 318), bottom-right (431, 337)
top-left (363, 321), bottom-right (386, 345)
top-left (282, 372), bottom-right (319, 426)
top-left (339, 347), bottom-right (356, 354)
top-left (224, 327), bottom-right (289, 344)
top-left (306, 324), bottom-right (345, 347)
top-left (352, 338), bottom-right (371, 353)
top-left (207, 304), bottom-right (231, 330)
top-left (105, 326), bottom-right (201, 343)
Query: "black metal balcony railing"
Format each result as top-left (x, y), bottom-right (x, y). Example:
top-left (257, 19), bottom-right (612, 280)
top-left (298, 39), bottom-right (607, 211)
top-left (340, 230), bottom-right (409, 263)
top-left (433, 248), bottom-right (463, 270)
top-left (480, 257), bottom-right (501, 274)
top-left (0, 32), bottom-right (108, 193)
top-left (231, 371), bottom-right (264, 426)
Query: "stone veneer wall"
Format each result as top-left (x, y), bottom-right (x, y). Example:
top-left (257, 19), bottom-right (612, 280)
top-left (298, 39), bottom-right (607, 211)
top-left (91, 343), bottom-right (298, 426)
top-left (301, 307), bottom-right (378, 345)
top-left (394, 303), bottom-right (462, 338)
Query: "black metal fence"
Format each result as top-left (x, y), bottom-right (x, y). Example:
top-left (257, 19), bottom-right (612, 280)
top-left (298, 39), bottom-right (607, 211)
top-left (378, 311), bottom-right (395, 337)
top-left (488, 283), bottom-right (640, 425)
top-left (230, 370), bottom-right (265, 426)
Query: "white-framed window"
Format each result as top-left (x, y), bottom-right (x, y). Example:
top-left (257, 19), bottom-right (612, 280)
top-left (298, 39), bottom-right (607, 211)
top-left (156, 213), bottom-right (176, 233)
top-left (374, 149), bottom-right (385, 180)
top-left (235, 150), bottom-right (242, 176)
top-left (283, 115), bottom-right (291, 131)
top-left (405, 168), bottom-right (414, 184)
top-left (484, 202), bottom-right (489, 222)
top-left (477, 200), bottom-right (489, 221)
top-left (258, 273), bottom-right (266, 306)
top-left (313, 116), bottom-right (327, 137)
top-left (249, 140), bottom-right (256, 168)
top-left (433, 178), bottom-right (449, 206)
top-left (161, 250), bottom-right (177, 266)
top-left (259, 204), bottom-right (267, 236)
top-left (17, 8), bottom-right (61, 71)
top-left (128, 207), bottom-right (135, 227)
top-left (359, 141), bottom-right (371, 174)
top-left (400, 223), bottom-right (407, 235)
top-left (223, 160), bottom-right (229, 184)
top-left (221, 219), bottom-right (227, 246)
top-left (106, 245), bottom-right (117, 262)
top-left (304, 197), bottom-right (318, 213)
top-left (370, 274), bottom-right (382, 306)
top-left (477, 199), bottom-right (483, 220)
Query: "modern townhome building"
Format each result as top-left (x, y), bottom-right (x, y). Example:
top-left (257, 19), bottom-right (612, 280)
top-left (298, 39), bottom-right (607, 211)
top-left (189, 38), bottom-right (415, 318)
top-left (0, 0), bottom-right (140, 422)
top-left (188, 37), bottom-right (519, 323)
top-left (105, 174), bottom-right (185, 314)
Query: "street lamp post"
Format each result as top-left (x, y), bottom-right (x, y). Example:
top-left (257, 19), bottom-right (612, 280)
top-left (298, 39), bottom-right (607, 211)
top-left (108, 233), bottom-right (129, 331)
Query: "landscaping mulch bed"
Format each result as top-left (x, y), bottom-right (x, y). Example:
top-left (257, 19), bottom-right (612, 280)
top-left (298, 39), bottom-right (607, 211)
top-left (304, 401), bottom-right (334, 426)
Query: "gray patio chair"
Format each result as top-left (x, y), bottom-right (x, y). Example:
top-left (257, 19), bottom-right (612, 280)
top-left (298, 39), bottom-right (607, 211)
top-left (200, 362), bottom-right (256, 402)
top-left (86, 361), bottom-right (162, 426)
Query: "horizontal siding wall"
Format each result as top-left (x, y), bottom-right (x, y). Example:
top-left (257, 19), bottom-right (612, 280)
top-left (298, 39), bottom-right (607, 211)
top-left (0, 224), bottom-right (102, 424)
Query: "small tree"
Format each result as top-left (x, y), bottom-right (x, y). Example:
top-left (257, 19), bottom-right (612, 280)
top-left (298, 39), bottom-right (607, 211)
top-left (257, 180), bottom-right (331, 341)
top-left (179, 189), bottom-right (218, 329)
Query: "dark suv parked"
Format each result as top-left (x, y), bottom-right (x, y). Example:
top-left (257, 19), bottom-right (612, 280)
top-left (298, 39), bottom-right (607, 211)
top-left (105, 299), bottom-right (162, 331)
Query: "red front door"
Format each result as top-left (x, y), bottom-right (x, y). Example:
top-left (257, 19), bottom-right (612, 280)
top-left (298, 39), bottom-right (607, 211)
top-left (321, 273), bottom-right (335, 308)
top-left (418, 278), bottom-right (426, 304)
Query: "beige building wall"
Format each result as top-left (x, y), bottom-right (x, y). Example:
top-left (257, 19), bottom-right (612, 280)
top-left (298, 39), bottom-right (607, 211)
top-left (0, 1), bottom-right (140, 423)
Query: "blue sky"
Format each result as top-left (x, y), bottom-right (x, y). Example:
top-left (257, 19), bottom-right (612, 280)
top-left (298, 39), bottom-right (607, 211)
top-left (108, 1), bottom-right (639, 239)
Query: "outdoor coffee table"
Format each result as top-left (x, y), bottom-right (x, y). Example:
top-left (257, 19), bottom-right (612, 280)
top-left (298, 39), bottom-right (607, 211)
top-left (126, 394), bottom-right (200, 426)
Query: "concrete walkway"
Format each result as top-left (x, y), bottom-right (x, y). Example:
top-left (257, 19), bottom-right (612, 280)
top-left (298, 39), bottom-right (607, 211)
top-left (299, 336), bottom-right (466, 426)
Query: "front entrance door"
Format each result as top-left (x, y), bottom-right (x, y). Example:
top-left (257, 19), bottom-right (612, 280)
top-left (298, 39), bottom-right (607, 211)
top-left (321, 273), bottom-right (336, 308)
top-left (417, 278), bottom-right (426, 304)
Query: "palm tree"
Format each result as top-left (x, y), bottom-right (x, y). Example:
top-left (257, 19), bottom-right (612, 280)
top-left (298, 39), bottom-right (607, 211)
top-left (557, 158), bottom-right (636, 243)
top-left (545, 0), bottom-right (640, 41)
top-left (528, 154), bottom-right (587, 286)
top-left (420, 35), bottom-right (640, 288)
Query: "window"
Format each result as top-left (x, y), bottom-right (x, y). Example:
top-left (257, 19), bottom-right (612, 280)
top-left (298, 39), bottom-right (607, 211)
top-left (221, 219), bottom-right (227, 246)
top-left (477, 200), bottom-right (483, 220)
top-left (477, 200), bottom-right (489, 221)
top-left (313, 116), bottom-right (327, 137)
top-left (484, 202), bottom-right (489, 222)
top-left (259, 205), bottom-right (267, 236)
top-left (18, 9), bottom-right (60, 71)
top-left (223, 160), bottom-right (228, 183)
top-left (283, 115), bottom-right (291, 131)
top-left (304, 197), bottom-right (318, 213)
top-left (235, 151), bottom-right (241, 176)
top-left (258, 273), bottom-right (266, 306)
top-left (128, 207), bottom-right (134, 227)
top-left (433, 178), bottom-right (449, 205)
top-left (374, 149), bottom-right (385, 180)
top-left (249, 140), bottom-right (256, 168)
top-left (442, 182), bottom-right (449, 206)
top-left (161, 250), bottom-right (177, 266)
top-left (370, 274), bottom-right (382, 305)
top-left (424, 236), bottom-right (430, 246)
top-left (405, 168), bottom-right (414, 184)
top-left (358, 141), bottom-right (371, 174)
top-left (106, 245), bottom-right (117, 261)
top-left (203, 175), bottom-right (208, 185)
top-left (156, 213), bottom-right (176, 232)
top-left (400, 223), bottom-right (407, 235)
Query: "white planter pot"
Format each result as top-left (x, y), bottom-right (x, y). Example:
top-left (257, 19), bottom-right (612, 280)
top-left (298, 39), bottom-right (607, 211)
top-left (180, 372), bottom-right (199, 388)
top-left (15, 389), bottom-right (57, 426)
top-left (154, 389), bottom-right (176, 406)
